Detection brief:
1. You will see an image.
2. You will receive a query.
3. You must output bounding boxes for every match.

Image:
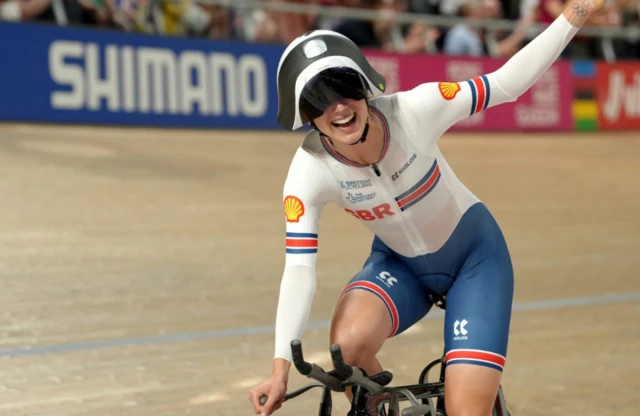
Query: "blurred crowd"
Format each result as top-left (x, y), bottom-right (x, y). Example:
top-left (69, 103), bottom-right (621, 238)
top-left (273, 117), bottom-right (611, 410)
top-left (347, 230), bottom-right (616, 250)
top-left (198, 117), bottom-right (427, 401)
top-left (1, 0), bottom-right (638, 60)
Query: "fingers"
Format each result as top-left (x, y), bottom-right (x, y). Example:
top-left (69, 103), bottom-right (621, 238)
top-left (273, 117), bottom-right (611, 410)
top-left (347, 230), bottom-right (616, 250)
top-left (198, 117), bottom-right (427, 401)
top-left (248, 377), bottom-right (287, 416)
top-left (261, 393), bottom-right (282, 415)
top-left (247, 389), bottom-right (265, 414)
top-left (248, 388), bottom-right (282, 415)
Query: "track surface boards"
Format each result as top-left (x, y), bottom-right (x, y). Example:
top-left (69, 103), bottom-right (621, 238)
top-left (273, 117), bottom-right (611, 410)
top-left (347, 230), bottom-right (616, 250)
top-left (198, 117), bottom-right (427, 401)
top-left (0, 123), bottom-right (638, 416)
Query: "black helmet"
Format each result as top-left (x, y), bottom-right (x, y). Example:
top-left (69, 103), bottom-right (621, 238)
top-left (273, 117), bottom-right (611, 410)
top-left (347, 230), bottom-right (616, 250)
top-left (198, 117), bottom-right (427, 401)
top-left (276, 30), bottom-right (387, 131)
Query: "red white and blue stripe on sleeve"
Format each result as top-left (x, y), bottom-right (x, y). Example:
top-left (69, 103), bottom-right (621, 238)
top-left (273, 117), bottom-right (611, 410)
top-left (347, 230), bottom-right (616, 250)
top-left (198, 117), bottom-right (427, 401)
top-left (285, 232), bottom-right (318, 254)
top-left (466, 75), bottom-right (491, 116)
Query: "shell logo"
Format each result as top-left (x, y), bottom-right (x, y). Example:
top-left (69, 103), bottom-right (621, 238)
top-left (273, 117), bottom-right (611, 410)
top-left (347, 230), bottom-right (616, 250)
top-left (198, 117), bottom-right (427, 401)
top-left (438, 82), bottom-right (461, 100)
top-left (284, 195), bottom-right (305, 222)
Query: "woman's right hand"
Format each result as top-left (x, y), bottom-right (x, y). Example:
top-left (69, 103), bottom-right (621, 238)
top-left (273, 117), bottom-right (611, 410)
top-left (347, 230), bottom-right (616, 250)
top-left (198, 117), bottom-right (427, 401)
top-left (248, 373), bottom-right (288, 415)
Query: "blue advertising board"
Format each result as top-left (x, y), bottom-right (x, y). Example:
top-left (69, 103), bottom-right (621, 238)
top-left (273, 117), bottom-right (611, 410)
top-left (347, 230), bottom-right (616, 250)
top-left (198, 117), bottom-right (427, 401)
top-left (0, 22), bottom-right (285, 129)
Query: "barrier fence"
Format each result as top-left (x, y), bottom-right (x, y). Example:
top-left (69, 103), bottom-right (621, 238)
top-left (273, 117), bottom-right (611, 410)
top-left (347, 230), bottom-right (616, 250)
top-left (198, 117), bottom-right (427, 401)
top-left (0, 21), bottom-right (638, 131)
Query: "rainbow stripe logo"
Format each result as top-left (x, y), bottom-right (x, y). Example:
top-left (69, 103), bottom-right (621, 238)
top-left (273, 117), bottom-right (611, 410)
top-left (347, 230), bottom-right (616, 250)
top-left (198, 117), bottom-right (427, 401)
top-left (572, 62), bottom-right (598, 131)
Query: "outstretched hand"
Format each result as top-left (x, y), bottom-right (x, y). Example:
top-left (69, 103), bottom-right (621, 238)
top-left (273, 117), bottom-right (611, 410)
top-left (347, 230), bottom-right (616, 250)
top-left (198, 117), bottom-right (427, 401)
top-left (563, 0), bottom-right (607, 25)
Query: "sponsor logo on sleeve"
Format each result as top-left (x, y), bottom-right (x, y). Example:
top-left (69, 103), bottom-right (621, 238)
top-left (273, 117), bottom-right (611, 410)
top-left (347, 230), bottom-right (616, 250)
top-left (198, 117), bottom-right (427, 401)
top-left (438, 82), bottom-right (461, 100)
top-left (284, 195), bottom-right (305, 222)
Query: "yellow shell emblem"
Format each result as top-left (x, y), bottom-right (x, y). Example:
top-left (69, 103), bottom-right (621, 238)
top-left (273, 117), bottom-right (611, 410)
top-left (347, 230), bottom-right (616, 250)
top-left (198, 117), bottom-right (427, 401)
top-left (438, 82), bottom-right (461, 101)
top-left (284, 195), bottom-right (305, 223)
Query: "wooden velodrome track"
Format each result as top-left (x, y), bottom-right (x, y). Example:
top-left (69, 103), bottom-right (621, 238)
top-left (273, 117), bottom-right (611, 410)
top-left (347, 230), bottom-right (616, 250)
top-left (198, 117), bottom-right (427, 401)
top-left (0, 122), bottom-right (639, 416)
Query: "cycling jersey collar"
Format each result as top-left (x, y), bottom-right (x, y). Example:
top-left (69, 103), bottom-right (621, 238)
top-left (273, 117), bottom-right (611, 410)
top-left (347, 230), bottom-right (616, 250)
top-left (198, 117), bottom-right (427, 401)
top-left (320, 105), bottom-right (390, 168)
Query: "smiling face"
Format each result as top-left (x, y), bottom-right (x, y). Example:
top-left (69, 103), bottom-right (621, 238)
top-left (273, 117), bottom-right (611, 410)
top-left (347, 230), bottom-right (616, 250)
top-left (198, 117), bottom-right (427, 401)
top-left (311, 98), bottom-right (369, 145)
top-left (299, 68), bottom-right (371, 142)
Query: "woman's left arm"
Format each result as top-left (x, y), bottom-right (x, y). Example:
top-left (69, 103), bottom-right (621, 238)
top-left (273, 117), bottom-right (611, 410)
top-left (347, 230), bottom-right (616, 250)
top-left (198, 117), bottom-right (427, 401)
top-left (493, 0), bottom-right (606, 100)
top-left (397, 0), bottom-right (606, 145)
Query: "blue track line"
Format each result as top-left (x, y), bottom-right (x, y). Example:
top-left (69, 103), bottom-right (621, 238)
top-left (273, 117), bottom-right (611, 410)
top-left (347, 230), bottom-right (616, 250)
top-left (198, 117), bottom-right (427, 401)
top-left (1, 291), bottom-right (639, 358)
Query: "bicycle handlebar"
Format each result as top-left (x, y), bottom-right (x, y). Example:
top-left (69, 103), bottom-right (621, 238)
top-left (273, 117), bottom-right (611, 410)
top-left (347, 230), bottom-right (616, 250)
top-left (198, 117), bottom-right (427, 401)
top-left (258, 340), bottom-right (346, 407)
top-left (329, 343), bottom-right (353, 379)
top-left (329, 344), bottom-right (385, 395)
top-left (258, 340), bottom-right (432, 415)
top-left (291, 339), bottom-right (312, 375)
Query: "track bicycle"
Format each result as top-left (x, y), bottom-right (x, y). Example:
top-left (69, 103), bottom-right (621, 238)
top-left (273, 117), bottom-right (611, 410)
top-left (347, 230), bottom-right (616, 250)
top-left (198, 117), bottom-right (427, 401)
top-left (260, 294), bottom-right (511, 416)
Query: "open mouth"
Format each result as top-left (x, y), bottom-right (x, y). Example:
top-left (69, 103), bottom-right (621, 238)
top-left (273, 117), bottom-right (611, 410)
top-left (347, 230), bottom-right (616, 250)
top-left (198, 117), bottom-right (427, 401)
top-left (332, 113), bottom-right (356, 129)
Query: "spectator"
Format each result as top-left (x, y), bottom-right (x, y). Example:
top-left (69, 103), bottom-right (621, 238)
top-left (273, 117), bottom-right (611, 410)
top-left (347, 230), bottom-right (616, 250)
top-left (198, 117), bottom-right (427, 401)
top-left (484, 0), bottom-right (535, 58)
top-left (0, 0), bottom-right (53, 21)
top-left (331, 0), bottom-right (395, 49)
top-left (2, 0), bottom-right (635, 64)
top-left (154, 0), bottom-right (213, 36)
top-left (76, 0), bottom-right (113, 27)
top-left (401, 0), bottom-right (441, 53)
top-left (443, 0), bottom-right (533, 58)
top-left (274, 0), bottom-right (318, 44)
top-left (0, 0), bottom-right (92, 24)
top-left (442, 0), bottom-right (486, 57)
top-left (245, 8), bottom-right (280, 42)
top-left (402, 19), bottom-right (441, 53)
top-left (377, 0), bottom-right (441, 53)
top-left (101, 0), bottom-right (146, 31)
top-left (614, 0), bottom-right (640, 59)
top-left (235, 0), bottom-right (319, 44)
top-left (200, 4), bottom-right (230, 38)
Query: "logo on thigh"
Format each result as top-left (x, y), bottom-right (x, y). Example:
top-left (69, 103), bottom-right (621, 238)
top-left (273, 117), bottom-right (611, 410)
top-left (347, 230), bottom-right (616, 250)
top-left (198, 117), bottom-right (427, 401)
top-left (375, 271), bottom-right (397, 288)
top-left (453, 319), bottom-right (468, 341)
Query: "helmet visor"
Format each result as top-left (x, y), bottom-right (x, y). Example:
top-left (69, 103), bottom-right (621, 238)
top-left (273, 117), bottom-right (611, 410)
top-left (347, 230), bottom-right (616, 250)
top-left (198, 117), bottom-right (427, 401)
top-left (299, 68), bottom-right (369, 124)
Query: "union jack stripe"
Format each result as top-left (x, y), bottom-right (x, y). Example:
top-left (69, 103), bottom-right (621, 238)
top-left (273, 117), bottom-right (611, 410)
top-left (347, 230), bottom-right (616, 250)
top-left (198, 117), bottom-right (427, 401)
top-left (286, 232), bottom-right (318, 254)
top-left (466, 75), bottom-right (491, 116)
top-left (445, 349), bottom-right (506, 372)
top-left (344, 281), bottom-right (400, 337)
top-left (395, 160), bottom-right (441, 211)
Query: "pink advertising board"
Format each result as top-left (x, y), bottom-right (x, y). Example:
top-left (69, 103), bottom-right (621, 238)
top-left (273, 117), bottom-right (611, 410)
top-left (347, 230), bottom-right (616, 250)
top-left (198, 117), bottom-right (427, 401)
top-left (363, 50), bottom-right (574, 132)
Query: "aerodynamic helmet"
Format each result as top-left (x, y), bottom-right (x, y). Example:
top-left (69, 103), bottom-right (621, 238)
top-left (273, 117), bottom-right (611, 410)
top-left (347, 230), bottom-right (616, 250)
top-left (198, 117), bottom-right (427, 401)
top-left (276, 30), bottom-right (387, 131)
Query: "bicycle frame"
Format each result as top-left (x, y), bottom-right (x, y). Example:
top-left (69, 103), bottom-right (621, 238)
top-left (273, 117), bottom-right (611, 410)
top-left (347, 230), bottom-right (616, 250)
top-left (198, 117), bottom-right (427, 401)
top-left (373, 354), bottom-right (446, 416)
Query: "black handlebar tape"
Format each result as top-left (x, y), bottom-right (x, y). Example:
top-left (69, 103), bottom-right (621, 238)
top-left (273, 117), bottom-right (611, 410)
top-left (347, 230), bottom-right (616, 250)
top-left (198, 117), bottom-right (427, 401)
top-left (329, 344), bottom-right (353, 379)
top-left (291, 339), bottom-right (312, 375)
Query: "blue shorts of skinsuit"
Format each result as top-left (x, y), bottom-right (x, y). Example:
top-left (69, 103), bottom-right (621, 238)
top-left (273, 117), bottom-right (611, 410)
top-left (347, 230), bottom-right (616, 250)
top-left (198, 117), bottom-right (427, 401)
top-left (344, 202), bottom-right (514, 372)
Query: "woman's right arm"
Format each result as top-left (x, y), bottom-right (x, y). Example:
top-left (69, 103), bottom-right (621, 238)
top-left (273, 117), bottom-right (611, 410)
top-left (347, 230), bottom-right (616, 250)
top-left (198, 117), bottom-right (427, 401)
top-left (274, 148), bottom-right (338, 365)
top-left (249, 147), bottom-right (338, 415)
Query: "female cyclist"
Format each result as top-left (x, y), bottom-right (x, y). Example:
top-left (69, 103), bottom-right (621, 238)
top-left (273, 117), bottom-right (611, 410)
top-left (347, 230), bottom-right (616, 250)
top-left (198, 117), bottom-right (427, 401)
top-left (249, 1), bottom-right (604, 415)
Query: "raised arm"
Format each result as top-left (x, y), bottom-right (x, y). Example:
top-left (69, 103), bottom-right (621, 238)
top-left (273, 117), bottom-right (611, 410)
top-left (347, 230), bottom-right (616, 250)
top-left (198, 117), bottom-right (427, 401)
top-left (398, 0), bottom-right (605, 145)
top-left (492, 0), bottom-right (604, 100)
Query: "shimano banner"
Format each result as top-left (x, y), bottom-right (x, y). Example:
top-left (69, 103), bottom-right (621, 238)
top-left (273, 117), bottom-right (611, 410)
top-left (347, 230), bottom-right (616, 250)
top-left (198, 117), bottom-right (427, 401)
top-left (3, 21), bottom-right (637, 132)
top-left (0, 22), bottom-right (282, 129)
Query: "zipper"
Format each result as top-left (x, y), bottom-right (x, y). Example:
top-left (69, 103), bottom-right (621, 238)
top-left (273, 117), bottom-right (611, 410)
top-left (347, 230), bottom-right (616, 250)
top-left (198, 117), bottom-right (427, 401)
top-left (370, 163), bottom-right (426, 255)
